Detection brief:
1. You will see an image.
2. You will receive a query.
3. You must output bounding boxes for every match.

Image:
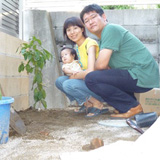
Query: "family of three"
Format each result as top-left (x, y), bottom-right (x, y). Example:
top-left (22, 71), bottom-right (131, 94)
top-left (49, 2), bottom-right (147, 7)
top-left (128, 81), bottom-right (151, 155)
top-left (55, 4), bottom-right (159, 118)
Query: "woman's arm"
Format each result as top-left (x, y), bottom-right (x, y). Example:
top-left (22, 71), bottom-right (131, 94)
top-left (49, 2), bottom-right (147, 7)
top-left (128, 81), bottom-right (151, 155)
top-left (70, 45), bottom-right (96, 79)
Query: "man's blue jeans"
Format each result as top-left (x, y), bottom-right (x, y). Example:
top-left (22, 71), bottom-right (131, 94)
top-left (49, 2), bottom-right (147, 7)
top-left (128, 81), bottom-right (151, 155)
top-left (55, 76), bottom-right (104, 106)
top-left (85, 69), bottom-right (152, 113)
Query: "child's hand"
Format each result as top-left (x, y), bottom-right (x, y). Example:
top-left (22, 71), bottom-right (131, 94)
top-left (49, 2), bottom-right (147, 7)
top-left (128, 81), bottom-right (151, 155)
top-left (72, 71), bottom-right (80, 76)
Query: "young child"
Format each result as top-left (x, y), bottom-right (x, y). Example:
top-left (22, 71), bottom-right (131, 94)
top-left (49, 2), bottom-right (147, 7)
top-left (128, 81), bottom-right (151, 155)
top-left (60, 46), bottom-right (108, 116)
top-left (61, 47), bottom-right (82, 76)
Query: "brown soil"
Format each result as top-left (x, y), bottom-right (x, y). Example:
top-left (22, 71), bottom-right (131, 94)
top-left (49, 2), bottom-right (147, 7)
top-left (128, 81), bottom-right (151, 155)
top-left (1, 107), bottom-right (141, 160)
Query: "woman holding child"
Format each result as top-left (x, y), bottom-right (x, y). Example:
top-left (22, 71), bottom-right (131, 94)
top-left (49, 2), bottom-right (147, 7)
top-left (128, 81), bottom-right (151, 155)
top-left (55, 17), bottom-right (108, 117)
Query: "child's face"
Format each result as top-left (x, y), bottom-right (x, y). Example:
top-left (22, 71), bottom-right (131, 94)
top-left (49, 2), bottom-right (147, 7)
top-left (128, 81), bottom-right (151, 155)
top-left (61, 49), bottom-right (75, 64)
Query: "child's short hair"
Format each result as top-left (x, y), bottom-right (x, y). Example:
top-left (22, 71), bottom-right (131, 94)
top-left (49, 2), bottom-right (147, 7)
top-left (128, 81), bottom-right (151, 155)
top-left (60, 47), bottom-right (78, 60)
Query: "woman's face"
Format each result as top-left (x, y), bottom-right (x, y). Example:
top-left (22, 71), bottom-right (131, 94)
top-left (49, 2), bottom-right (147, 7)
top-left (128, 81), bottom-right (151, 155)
top-left (66, 25), bottom-right (84, 44)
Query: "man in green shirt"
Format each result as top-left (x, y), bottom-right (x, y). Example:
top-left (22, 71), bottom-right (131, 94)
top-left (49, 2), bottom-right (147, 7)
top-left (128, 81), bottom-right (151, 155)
top-left (80, 4), bottom-right (159, 118)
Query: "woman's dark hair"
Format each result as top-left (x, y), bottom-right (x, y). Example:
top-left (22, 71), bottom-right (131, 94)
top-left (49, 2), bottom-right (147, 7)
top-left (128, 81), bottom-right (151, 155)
top-left (80, 4), bottom-right (104, 23)
top-left (63, 17), bottom-right (87, 45)
top-left (60, 46), bottom-right (78, 60)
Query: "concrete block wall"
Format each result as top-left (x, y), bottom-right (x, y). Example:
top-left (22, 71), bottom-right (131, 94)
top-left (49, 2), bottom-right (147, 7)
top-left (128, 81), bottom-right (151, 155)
top-left (106, 9), bottom-right (160, 63)
top-left (23, 10), bottom-right (67, 109)
top-left (21, 9), bottom-right (160, 109)
top-left (50, 9), bottom-right (160, 64)
top-left (1, 9), bottom-right (159, 111)
top-left (49, 12), bottom-right (80, 54)
top-left (0, 31), bottom-right (29, 111)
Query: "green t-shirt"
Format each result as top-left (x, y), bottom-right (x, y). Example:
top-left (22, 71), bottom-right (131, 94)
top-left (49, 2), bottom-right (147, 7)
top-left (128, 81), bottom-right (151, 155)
top-left (100, 23), bottom-right (159, 88)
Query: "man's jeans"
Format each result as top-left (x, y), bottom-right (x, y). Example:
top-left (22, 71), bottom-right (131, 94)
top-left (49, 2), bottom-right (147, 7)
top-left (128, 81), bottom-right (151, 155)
top-left (85, 69), bottom-right (152, 113)
top-left (55, 76), bottom-right (103, 106)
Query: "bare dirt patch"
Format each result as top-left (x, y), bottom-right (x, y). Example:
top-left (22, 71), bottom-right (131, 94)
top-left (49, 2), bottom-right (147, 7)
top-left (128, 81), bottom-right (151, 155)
top-left (1, 107), bottom-right (141, 160)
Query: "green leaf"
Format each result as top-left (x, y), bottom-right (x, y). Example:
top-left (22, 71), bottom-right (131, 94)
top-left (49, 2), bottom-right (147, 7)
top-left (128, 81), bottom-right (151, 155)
top-left (34, 88), bottom-right (39, 102)
top-left (32, 76), bottom-right (37, 90)
top-left (28, 54), bottom-right (32, 60)
top-left (17, 36), bottom-right (50, 108)
top-left (41, 89), bottom-right (46, 99)
top-left (34, 51), bottom-right (40, 61)
top-left (36, 39), bottom-right (42, 45)
top-left (18, 63), bottom-right (25, 72)
top-left (21, 48), bottom-right (26, 54)
top-left (41, 99), bottom-right (47, 109)
top-left (29, 40), bottom-right (34, 47)
top-left (37, 58), bottom-right (44, 69)
top-left (32, 36), bottom-right (36, 41)
top-left (38, 90), bottom-right (43, 100)
top-left (33, 102), bottom-right (37, 108)
top-left (26, 63), bottom-right (33, 73)
top-left (24, 54), bottom-right (28, 60)
top-left (33, 45), bottom-right (37, 50)
top-left (35, 72), bottom-right (42, 84)
top-left (44, 49), bottom-right (53, 60)
top-left (37, 84), bottom-right (42, 91)
top-left (22, 43), bottom-right (28, 47)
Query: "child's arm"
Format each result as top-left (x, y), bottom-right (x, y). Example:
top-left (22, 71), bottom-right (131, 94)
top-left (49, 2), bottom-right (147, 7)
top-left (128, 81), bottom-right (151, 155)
top-left (70, 46), bottom-right (96, 79)
top-left (62, 62), bottom-right (82, 76)
top-left (62, 67), bottom-right (74, 76)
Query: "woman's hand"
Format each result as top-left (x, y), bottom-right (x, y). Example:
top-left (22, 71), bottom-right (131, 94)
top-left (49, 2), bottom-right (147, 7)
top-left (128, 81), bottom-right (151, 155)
top-left (69, 71), bottom-right (82, 79)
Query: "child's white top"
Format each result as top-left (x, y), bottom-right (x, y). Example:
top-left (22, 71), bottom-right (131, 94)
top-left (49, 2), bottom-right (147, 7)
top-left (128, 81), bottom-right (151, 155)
top-left (62, 60), bottom-right (82, 76)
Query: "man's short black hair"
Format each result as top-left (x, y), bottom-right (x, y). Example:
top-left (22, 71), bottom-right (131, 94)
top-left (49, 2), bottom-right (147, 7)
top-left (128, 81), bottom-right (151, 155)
top-left (80, 4), bottom-right (104, 23)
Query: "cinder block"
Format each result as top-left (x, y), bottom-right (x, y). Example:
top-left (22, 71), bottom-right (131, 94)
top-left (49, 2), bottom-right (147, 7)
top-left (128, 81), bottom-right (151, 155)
top-left (0, 79), bottom-right (29, 111)
top-left (1, 77), bottom-right (29, 96)
top-left (0, 79), bottom-right (7, 95)
top-left (6, 56), bottom-right (21, 76)
top-left (124, 25), bottom-right (158, 43)
top-left (12, 95), bottom-right (29, 111)
top-left (20, 78), bottom-right (29, 95)
top-left (0, 55), bottom-right (28, 77)
top-left (144, 43), bottom-right (158, 58)
top-left (124, 10), bottom-right (160, 25)
top-left (0, 54), bottom-right (7, 76)
top-left (105, 10), bottom-right (124, 25)
top-left (53, 27), bottom-right (64, 43)
top-left (0, 32), bottom-right (30, 111)
top-left (23, 10), bottom-right (67, 109)
top-left (4, 78), bottom-right (21, 96)
top-left (0, 32), bottom-right (6, 53)
top-left (5, 34), bottom-right (24, 55)
top-left (50, 12), bottom-right (80, 28)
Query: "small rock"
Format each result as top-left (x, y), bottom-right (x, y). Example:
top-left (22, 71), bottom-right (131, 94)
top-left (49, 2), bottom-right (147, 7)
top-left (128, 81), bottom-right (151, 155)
top-left (90, 138), bottom-right (104, 149)
top-left (82, 138), bottom-right (104, 151)
top-left (82, 144), bottom-right (91, 151)
top-left (40, 131), bottom-right (49, 136)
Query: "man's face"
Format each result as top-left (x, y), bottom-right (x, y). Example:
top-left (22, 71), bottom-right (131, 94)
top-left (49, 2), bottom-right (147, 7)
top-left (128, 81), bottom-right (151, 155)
top-left (83, 11), bottom-right (106, 37)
